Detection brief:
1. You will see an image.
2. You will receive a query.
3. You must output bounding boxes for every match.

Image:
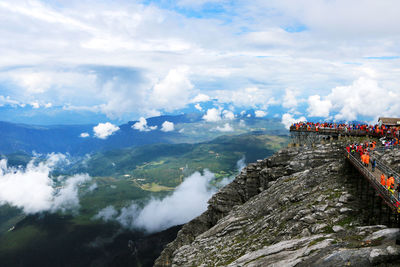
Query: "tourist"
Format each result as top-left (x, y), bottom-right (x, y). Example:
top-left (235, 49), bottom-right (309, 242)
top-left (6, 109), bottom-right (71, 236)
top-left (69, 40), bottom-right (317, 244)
top-left (371, 158), bottom-right (376, 172)
top-left (381, 174), bottom-right (386, 187)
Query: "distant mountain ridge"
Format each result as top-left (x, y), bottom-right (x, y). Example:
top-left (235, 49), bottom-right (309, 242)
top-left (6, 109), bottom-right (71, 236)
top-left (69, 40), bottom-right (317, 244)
top-left (0, 114), bottom-right (203, 155)
top-left (0, 113), bottom-right (287, 156)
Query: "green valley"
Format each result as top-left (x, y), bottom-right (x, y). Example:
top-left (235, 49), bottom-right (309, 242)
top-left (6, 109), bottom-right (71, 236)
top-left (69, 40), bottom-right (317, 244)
top-left (0, 132), bottom-right (288, 267)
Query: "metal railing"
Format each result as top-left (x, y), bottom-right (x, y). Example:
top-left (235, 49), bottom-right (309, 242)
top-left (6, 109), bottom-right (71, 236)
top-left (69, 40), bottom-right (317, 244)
top-left (345, 150), bottom-right (400, 213)
top-left (372, 155), bottom-right (400, 185)
top-left (369, 145), bottom-right (400, 184)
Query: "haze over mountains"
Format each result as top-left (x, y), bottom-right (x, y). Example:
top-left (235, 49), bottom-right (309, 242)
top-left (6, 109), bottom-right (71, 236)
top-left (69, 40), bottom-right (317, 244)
top-left (0, 113), bottom-right (287, 155)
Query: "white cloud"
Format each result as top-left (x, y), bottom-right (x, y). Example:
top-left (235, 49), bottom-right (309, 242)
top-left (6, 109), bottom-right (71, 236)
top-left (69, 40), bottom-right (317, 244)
top-left (191, 93), bottom-right (210, 103)
top-left (194, 103), bottom-right (203, 111)
top-left (151, 66), bottom-right (194, 111)
top-left (94, 205), bottom-right (118, 222)
top-left (222, 110), bottom-right (235, 120)
top-left (31, 101), bottom-right (40, 109)
top-left (161, 121), bottom-right (174, 132)
top-left (45, 153), bottom-right (68, 167)
top-left (255, 110), bottom-right (267, 117)
top-left (0, 159), bottom-right (53, 213)
top-left (307, 95), bottom-right (332, 117)
top-left (93, 122), bottom-right (120, 139)
top-left (52, 173), bottom-right (91, 212)
top-left (132, 117), bottom-right (157, 132)
top-left (282, 88), bottom-right (299, 109)
top-left (216, 156), bottom-right (246, 188)
top-left (80, 132), bottom-right (90, 138)
top-left (0, 155), bottom-right (90, 214)
top-left (203, 108), bottom-right (222, 122)
top-left (215, 87), bottom-right (271, 109)
top-left (88, 183), bottom-right (97, 192)
top-left (0, 95), bottom-right (20, 106)
top-left (308, 77), bottom-right (400, 121)
top-left (116, 170), bottom-right (216, 232)
top-left (281, 113), bottom-right (306, 129)
top-left (215, 123), bottom-right (233, 132)
top-left (11, 71), bottom-right (53, 94)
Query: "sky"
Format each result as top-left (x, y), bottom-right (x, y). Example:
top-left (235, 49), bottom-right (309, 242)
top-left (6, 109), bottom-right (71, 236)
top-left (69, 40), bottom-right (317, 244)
top-left (0, 0), bottom-right (399, 125)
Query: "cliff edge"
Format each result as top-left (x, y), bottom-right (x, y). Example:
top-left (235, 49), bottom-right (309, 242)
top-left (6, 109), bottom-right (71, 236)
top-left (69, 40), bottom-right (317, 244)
top-left (155, 143), bottom-right (400, 266)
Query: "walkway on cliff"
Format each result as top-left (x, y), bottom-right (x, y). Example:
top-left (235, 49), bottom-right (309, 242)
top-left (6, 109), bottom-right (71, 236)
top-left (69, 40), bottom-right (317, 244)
top-left (345, 147), bottom-right (400, 213)
top-left (290, 126), bottom-right (400, 214)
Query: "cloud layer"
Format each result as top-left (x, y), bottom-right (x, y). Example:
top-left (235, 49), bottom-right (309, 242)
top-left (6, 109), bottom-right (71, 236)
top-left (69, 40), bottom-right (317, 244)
top-left (0, 155), bottom-right (90, 214)
top-left (93, 157), bottom-right (247, 233)
top-left (116, 170), bottom-right (216, 232)
top-left (0, 0), bottom-right (399, 124)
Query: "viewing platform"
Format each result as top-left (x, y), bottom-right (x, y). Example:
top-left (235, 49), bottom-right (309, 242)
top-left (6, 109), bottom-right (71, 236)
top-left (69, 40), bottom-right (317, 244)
top-left (290, 121), bottom-right (400, 225)
top-left (289, 125), bottom-right (399, 147)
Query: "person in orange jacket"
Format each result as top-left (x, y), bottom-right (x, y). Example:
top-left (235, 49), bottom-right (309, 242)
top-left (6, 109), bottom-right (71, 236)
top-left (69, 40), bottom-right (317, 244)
top-left (387, 175), bottom-right (395, 193)
top-left (365, 154), bottom-right (370, 167)
top-left (361, 153), bottom-right (366, 165)
top-left (381, 174), bottom-right (386, 187)
top-left (371, 141), bottom-right (376, 150)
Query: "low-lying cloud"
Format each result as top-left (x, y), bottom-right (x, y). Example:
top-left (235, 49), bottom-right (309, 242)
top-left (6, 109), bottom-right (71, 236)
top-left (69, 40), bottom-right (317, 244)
top-left (203, 108), bottom-right (222, 122)
top-left (80, 132), bottom-right (90, 138)
top-left (93, 157), bottom-right (247, 233)
top-left (94, 170), bottom-right (216, 233)
top-left (93, 122), bottom-right (120, 139)
top-left (118, 170), bottom-right (216, 232)
top-left (222, 110), bottom-right (235, 120)
top-left (94, 205), bottom-right (119, 222)
top-left (215, 123), bottom-right (234, 132)
top-left (161, 121), bottom-right (174, 132)
top-left (217, 156), bottom-right (246, 187)
top-left (0, 154), bottom-right (90, 214)
top-left (132, 117), bottom-right (157, 132)
top-left (255, 110), bottom-right (267, 118)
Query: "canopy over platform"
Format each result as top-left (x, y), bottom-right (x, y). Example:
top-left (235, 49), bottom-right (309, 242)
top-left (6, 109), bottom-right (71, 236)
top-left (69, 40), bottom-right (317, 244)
top-left (378, 117), bottom-right (400, 127)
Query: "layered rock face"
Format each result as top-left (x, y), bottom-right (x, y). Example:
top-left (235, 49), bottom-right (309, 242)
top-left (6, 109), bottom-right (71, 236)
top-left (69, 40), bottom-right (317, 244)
top-left (376, 148), bottom-right (400, 173)
top-left (155, 143), bottom-right (400, 266)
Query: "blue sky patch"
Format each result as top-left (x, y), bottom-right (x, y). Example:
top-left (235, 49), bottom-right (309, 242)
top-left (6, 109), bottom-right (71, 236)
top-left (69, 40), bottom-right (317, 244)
top-left (283, 24), bottom-right (308, 33)
top-left (365, 56), bottom-right (400, 60)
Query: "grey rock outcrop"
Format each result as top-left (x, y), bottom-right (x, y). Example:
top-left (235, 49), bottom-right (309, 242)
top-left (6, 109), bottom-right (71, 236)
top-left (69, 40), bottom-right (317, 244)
top-left (374, 147), bottom-right (400, 173)
top-left (155, 143), bottom-right (400, 266)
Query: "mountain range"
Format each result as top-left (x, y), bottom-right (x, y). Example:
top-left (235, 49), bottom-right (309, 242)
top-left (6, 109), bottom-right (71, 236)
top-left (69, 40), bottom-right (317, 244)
top-left (0, 113), bottom-right (286, 156)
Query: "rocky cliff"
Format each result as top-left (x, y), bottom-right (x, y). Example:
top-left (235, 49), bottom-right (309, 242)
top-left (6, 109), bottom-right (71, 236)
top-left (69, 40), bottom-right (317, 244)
top-left (155, 143), bottom-right (400, 266)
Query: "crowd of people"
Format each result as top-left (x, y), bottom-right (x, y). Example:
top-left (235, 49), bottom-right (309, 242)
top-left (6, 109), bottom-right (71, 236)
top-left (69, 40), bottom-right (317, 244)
top-left (291, 121), bottom-right (400, 141)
